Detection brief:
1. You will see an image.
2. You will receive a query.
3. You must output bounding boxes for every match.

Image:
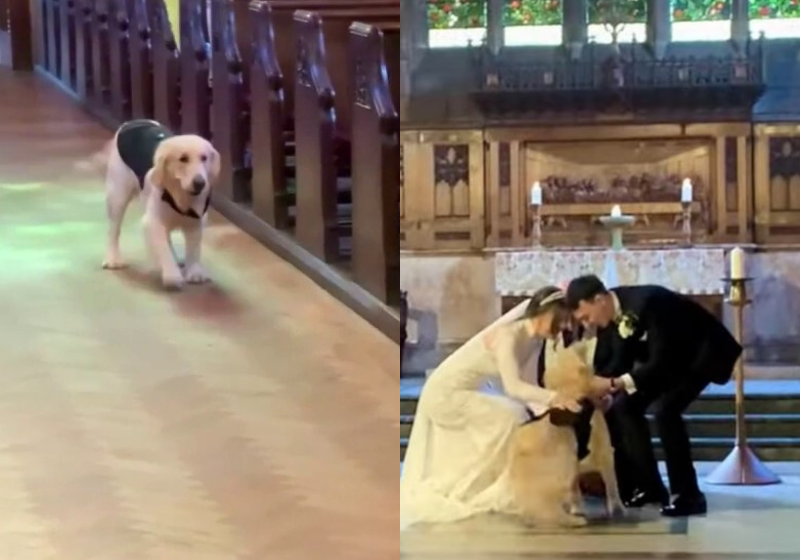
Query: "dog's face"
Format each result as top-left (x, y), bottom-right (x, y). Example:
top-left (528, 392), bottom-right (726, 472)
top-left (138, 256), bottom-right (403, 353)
top-left (544, 344), bottom-right (596, 400)
top-left (152, 135), bottom-right (220, 196)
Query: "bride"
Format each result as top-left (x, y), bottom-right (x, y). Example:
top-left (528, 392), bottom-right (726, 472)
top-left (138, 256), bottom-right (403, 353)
top-left (400, 286), bottom-right (589, 528)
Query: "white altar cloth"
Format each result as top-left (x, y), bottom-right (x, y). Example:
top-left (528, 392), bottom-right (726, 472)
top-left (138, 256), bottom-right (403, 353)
top-left (494, 248), bottom-right (726, 296)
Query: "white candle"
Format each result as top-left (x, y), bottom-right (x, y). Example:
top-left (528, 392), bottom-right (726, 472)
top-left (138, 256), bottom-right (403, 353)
top-left (610, 204), bottom-right (622, 218)
top-left (530, 182), bottom-right (542, 206)
top-left (730, 246), bottom-right (745, 280)
top-left (681, 178), bottom-right (693, 203)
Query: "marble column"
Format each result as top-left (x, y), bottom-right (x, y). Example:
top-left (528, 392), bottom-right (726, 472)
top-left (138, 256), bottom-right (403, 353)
top-left (486, 0), bottom-right (504, 53)
top-left (646, 0), bottom-right (670, 59)
top-left (563, 0), bottom-right (587, 60)
top-left (731, 0), bottom-right (750, 47)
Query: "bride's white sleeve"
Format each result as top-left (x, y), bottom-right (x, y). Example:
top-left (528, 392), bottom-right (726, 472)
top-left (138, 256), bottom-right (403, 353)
top-left (495, 330), bottom-right (557, 406)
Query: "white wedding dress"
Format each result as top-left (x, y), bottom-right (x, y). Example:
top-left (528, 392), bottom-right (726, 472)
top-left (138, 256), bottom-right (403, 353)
top-left (400, 301), bottom-right (559, 528)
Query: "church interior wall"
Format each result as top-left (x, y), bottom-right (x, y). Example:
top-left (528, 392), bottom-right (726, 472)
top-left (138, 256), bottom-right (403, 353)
top-left (400, 121), bottom-right (800, 371)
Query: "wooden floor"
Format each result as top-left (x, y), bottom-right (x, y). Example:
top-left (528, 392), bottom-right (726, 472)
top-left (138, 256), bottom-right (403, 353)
top-left (0, 70), bottom-right (399, 560)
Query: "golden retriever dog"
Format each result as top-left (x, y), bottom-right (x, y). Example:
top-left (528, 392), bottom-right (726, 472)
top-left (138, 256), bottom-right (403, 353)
top-left (509, 341), bottom-right (625, 527)
top-left (79, 119), bottom-right (220, 289)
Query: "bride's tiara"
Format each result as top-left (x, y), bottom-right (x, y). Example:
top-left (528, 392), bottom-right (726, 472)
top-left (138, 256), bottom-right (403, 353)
top-left (539, 290), bottom-right (565, 306)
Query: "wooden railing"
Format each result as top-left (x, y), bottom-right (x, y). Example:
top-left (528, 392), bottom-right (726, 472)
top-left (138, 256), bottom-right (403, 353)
top-left (37, 0), bottom-right (401, 330)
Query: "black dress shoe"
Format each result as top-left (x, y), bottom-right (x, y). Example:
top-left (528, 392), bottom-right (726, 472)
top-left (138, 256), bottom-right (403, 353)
top-left (624, 489), bottom-right (669, 508)
top-left (661, 493), bottom-right (707, 517)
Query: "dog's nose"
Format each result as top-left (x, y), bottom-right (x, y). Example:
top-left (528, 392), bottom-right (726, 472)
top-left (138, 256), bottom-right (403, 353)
top-left (191, 176), bottom-right (206, 193)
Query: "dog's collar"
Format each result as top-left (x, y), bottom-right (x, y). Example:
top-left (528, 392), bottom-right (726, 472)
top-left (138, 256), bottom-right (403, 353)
top-left (161, 189), bottom-right (210, 219)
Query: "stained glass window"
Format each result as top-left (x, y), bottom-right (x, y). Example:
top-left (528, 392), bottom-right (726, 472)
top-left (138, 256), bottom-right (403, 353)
top-left (587, 0), bottom-right (647, 44)
top-left (749, 0), bottom-right (800, 38)
top-left (671, 1), bottom-right (731, 42)
top-left (428, 0), bottom-right (488, 48)
top-left (503, 0), bottom-right (563, 46)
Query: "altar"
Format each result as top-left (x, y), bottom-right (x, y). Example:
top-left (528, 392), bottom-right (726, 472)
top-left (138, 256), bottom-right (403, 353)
top-left (494, 247), bottom-right (729, 297)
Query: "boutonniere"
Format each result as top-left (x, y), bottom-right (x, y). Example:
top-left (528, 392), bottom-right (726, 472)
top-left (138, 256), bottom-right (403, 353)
top-left (617, 312), bottom-right (639, 339)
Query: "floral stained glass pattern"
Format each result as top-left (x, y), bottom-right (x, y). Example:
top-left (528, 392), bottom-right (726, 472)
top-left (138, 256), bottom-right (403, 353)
top-left (503, 0), bottom-right (562, 26)
top-left (587, 0), bottom-right (646, 24)
top-left (671, 0), bottom-right (731, 22)
top-left (749, 0), bottom-right (800, 19)
top-left (428, 0), bottom-right (487, 29)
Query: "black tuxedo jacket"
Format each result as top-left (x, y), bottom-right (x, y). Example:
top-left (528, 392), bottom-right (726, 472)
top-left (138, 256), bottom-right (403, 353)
top-left (594, 285), bottom-right (742, 396)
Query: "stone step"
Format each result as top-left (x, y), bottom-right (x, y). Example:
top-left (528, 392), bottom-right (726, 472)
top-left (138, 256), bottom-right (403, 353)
top-left (400, 413), bottom-right (800, 440)
top-left (400, 393), bottom-right (800, 417)
top-left (399, 436), bottom-right (800, 462)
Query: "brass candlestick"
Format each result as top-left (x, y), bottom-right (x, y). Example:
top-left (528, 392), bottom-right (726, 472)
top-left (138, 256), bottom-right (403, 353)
top-left (681, 201), bottom-right (693, 247)
top-left (531, 204), bottom-right (542, 247)
top-left (706, 277), bottom-right (780, 486)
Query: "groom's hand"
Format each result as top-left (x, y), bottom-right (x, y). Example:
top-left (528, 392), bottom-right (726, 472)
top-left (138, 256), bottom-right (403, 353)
top-left (588, 376), bottom-right (614, 398)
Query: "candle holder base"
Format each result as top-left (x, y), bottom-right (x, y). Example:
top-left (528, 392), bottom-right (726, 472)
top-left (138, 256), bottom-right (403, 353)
top-left (705, 445), bottom-right (780, 485)
top-left (599, 215), bottom-right (635, 251)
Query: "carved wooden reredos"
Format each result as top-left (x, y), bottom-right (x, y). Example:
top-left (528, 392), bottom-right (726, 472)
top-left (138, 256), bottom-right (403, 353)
top-left (400, 123), bottom-right (800, 250)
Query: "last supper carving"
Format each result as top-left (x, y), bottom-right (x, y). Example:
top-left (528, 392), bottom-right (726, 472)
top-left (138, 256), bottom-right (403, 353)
top-left (523, 139), bottom-right (712, 245)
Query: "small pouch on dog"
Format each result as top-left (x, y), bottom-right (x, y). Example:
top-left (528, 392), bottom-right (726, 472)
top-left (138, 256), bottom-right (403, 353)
top-left (548, 408), bottom-right (582, 427)
top-left (522, 407), bottom-right (581, 427)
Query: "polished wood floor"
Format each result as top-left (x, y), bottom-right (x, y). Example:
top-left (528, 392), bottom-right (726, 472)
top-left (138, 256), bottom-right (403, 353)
top-left (0, 70), bottom-right (399, 559)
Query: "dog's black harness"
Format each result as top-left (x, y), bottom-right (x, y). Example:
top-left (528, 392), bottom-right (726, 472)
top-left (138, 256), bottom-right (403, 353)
top-left (116, 119), bottom-right (210, 219)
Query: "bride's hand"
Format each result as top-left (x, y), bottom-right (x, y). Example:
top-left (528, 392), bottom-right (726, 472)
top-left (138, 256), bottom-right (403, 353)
top-left (590, 394), bottom-right (613, 412)
top-left (550, 393), bottom-right (583, 413)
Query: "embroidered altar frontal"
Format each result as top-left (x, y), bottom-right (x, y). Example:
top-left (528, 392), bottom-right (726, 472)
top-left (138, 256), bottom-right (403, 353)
top-left (495, 248), bottom-right (727, 296)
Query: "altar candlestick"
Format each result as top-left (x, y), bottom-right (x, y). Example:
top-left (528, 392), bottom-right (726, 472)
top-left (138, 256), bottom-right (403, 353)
top-left (730, 247), bottom-right (746, 280)
top-left (610, 204), bottom-right (622, 218)
top-left (530, 182), bottom-right (542, 206)
top-left (681, 178), bottom-right (693, 203)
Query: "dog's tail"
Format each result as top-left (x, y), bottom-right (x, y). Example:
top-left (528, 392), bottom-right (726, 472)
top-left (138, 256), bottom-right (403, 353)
top-left (74, 139), bottom-right (114, 174)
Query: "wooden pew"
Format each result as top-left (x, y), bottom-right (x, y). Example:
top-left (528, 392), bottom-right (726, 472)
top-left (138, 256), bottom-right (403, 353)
top-left (349, 22), bottom-right (399, 304)
top-left (149, 0), bottom-right (180, 131)
top-left (267, 0), bottom-right (399, 123)
top-left (59, 0), bottom-right (77, 89)
top-left (210, 0), bottom-right (249, 202)
top-left (2, 0), bottom-right (33, 71)
top-left (90, 0), bottom-right (112, 108)
top-left (179, 0), bottom-right (211, 137)
top-left (130, 0), bottom-right (154, 119)
top-left (44, 0), bottom-right (63, 78)
top-left (249, 1), bottom-right (290, 229)
top-left (108, 0), bottom-right (133, 121)
top-left (74, 0), bottom-right (95, 100)
top-left (293, 10), bottom-right (340, 262)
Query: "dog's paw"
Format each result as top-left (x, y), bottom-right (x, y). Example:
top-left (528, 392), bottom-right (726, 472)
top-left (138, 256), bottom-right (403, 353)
top-left (184, 264), bottom-right (209, 284)
top-left (162, 271), bottom-right (185, 290)
top-left (102, 256), bottom-right (127, 270)
top-left (562, 514), bottom-right (589, 528)
top-left (568, 503), bottom-right (586, 517)
top-left (606, 501), bottom-right (626, 518)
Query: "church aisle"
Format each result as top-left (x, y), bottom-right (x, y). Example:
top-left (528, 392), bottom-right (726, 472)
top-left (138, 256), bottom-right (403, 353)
top-left (0, 71), bottom-right (398, 560)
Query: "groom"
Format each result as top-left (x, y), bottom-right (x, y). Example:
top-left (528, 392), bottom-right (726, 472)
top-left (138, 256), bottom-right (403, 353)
top-left (565, 275), bottom-right (742, 517)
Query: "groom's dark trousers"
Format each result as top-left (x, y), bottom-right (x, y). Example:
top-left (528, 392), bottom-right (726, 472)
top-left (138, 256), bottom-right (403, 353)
top-left (610, 370), bottom-right (713, 497)
top-left (594, 285), bottom-right (742, 499)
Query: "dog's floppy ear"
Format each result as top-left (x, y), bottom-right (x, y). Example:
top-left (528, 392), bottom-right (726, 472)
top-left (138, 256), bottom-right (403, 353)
top-left (151, 142), bottom-right (172, 187)
top-left (207, 144), bottom-right (221, 184)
